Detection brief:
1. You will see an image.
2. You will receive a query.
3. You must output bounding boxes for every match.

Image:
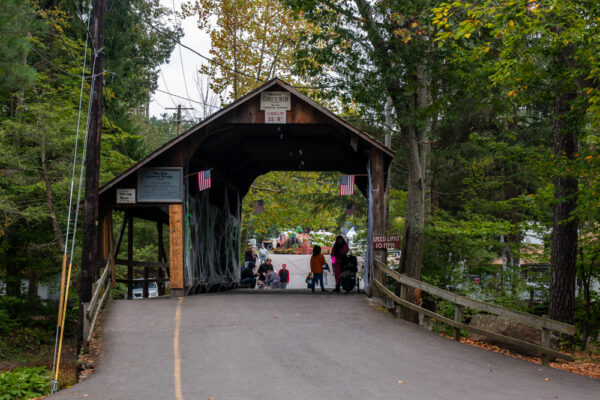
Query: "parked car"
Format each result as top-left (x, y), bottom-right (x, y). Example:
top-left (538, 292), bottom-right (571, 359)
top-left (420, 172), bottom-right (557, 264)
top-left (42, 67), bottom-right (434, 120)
top-left (132, 280), bottom-right (159, 299)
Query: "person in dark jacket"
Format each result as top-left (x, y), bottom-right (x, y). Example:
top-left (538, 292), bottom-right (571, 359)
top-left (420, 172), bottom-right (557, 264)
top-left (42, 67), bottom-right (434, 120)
top-left (257, 258), bottom-right (272, 282)
top-left (244, 244), bottom-right (256, 267)
top-left (277, 264), bottom-right (290, 289)
top-left (331, 235), bottom-right (349, 293)
top-left (240, 263), bottom-right (257, 288)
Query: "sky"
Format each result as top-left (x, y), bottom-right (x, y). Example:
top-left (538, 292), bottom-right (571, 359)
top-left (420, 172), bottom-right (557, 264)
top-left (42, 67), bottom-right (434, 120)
top-left (149, 0), bottom-right (212, 120)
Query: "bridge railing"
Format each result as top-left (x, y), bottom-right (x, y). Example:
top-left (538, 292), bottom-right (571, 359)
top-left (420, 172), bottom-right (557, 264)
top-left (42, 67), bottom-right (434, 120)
top-left (373, 259), bottom-right (575, 363)
top-left (82, 258), bottom-right (112, 352)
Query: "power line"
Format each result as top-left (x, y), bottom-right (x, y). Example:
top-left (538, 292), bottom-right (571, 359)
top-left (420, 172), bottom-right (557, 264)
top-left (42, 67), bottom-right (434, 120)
top-left (160, 70), bottom-right (179, 108)
top-left (117, 0), bottom-right (264, 85)
top-left (154, 88), bottom-right (220, 109)
top-left (171, 0), bottom-right (196, 112)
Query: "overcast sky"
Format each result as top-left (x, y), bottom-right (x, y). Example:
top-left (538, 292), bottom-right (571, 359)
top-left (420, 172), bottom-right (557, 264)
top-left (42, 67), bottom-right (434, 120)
top-left (150, 0), bottom-right (212, 120)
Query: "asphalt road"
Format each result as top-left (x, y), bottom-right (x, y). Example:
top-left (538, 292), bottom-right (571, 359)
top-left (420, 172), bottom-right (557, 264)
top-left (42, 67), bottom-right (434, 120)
top-left (50, 292), bottom-right (599, 400)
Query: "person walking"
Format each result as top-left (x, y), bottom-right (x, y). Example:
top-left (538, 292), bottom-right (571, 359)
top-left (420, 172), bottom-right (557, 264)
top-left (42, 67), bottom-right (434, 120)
top-left (310, 245), bottom-right (327, 293)
top-left (258, 244), bottom-right (269, 265)
top-left (331, 235), bottom-right (349, 293)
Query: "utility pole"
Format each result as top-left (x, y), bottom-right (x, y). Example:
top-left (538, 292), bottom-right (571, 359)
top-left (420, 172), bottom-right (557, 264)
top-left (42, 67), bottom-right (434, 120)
top-left (78, 0), bottom-right (106, 354)
top-left (166, 104), bottom-right (194, 135)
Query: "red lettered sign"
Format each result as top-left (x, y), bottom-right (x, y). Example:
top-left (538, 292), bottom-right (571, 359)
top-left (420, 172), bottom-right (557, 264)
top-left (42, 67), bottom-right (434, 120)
top-left (372, 235), bottom-right (401, 249)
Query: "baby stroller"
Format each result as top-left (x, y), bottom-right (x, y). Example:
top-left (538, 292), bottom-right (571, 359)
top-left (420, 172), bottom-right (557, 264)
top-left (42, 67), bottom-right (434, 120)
top-left (339, 254), bottom-right (359, 293)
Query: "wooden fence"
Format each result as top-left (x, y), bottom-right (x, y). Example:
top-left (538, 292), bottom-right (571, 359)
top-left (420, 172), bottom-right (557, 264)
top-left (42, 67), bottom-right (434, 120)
top-left (82, 258), bottom-right (111, 352)
top-left (373, 260), bottom-right (575, 363)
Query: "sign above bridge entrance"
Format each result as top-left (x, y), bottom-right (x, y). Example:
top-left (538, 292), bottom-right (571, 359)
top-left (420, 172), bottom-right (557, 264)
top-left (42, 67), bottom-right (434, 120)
top-left (260, 91), bottom-right (291, 110)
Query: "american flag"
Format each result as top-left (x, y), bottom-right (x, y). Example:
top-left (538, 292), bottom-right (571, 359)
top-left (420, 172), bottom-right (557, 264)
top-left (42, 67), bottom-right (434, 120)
top-left (254, 199), bottom-right (264, 214)
top-left (197, 169), bottom-right (211, 191)
top-left (346, 203), bottom-right (357, 215)
top-left (340, 175), bottom-right (355, 195)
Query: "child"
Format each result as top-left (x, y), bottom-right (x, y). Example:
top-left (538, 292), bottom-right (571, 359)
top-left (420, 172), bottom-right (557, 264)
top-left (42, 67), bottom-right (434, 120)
top-left (323, 262), bottom-right (330, 285)
top-left (278, 264), bottom-right (290, 289)
top-left (305, 272), bottom-right (313, 289)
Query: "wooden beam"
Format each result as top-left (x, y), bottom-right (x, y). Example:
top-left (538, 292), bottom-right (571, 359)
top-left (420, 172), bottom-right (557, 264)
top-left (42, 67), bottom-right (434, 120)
top-left (127, 212), bottom-right (133, 300)
top-left (112, 216), bottom-right (127, 287)
top-left (115, 259), bottom-right (170, 268)
top-left (157, 221), bottom-right (166, 296)
top-left (169, 204), bottom-right (184, 296)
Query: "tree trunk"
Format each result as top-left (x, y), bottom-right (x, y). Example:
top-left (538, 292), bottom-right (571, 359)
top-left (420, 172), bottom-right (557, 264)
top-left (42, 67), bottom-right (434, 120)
top-left (549, 91), bottom-right (578, 325)
top-left (41, 138), bottom-right (65, 253)
top-left (27, 267), bottom-right (38, 300)
top-left (397, 67), bottom-right (431, 323)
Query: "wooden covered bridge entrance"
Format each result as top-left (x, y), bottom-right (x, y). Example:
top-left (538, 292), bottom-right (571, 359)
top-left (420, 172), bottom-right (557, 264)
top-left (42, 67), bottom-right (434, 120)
top-left (95, 79), bottom-right (394, 298)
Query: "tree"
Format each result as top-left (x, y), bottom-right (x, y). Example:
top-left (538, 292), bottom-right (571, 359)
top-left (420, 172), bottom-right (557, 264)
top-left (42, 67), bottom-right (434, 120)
top-left (287, 0), bottom-right (451, 318)
top-left (435, 0), bottom-right (600, 323)
top-left (182, 0), bottom-right (311, 101)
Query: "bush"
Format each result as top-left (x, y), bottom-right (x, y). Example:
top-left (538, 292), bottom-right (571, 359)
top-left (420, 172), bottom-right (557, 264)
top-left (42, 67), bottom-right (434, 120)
top-left (0, 366), bottom-right (50, 400)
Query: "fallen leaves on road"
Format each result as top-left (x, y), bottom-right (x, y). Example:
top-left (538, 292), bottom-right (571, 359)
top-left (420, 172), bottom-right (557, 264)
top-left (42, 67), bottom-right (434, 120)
top-left (397, 380), bottom-right (404, 384)
top-left (440, 333), bottom-right (600, 379)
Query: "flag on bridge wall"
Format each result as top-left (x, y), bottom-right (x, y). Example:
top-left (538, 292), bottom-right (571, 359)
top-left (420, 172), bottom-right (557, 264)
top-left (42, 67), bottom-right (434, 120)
top-left (197, 169), bottom-right (211, 191)
top-left (254, 199), bottom-right (264, 214)
top-left (340, 175), bottom-right (355, 195)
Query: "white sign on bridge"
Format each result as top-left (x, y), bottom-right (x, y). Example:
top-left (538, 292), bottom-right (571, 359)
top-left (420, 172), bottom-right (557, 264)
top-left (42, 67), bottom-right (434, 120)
top-left (260, 91), bottom-right (291, 110)
top-left (265, 109), bottom-right (286, 124)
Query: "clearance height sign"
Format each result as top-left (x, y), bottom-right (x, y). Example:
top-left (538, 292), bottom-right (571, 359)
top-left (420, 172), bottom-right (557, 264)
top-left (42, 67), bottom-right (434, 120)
top-left (372, 235), bottom-right (401, 249)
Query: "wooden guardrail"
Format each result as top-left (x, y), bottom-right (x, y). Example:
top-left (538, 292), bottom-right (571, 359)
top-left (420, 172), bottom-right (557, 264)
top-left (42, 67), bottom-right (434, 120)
top-left (82, 258), bottom-right (112, 351)
top-left (373, 260), bottom-right (575, 362)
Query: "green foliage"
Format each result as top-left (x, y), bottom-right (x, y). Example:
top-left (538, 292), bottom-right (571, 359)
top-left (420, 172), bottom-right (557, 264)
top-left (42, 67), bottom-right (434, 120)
top-left (0, 366), bottom-right (50, 400)
top-left (243, 171), bottom-right (367, 241)
top-left (0, 296), bottom-right (77, 360)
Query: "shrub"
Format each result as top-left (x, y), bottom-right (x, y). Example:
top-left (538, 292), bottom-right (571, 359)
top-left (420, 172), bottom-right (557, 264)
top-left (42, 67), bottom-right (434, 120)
top-left (0, 366), bottom-right (50, 400)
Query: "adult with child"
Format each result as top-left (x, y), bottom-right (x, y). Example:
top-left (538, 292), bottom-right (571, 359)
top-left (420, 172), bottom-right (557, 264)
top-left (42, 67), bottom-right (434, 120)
top-left (331, 235), bottom-right (349, 293)
top-left (257, 258), bottom-right (273, 283)
top-left (309, 245), bottom-right (327, 293)
top-left (278, 264), bottom-right (290, 289)
top-left (240, 263), bottom-right (258, 288)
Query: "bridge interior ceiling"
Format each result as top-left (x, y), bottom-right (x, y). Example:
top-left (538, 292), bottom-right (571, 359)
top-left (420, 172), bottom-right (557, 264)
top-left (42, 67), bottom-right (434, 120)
top-left (187, 123), bottom-right (375, 198)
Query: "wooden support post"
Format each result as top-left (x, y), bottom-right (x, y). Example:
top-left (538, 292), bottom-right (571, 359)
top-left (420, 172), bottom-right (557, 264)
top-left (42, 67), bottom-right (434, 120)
top-left (157, 221), bottom-right (166, 296)
top-left (143, 265), bottom-right (149, 298)
top-left (169, 204), bottom-right (184, 297)
top-left (454, 305), bottom-right (463, 341)
top-left (541, 328), bottom-right (550, 365)
top-left (397, 284), bottom-right (407, 319)
top-left (112, 216), bottom-right (127, 288)
top-left (371, 149), bottom-right (386, 297)
top-left (127, 212), bottom-right (133, 300)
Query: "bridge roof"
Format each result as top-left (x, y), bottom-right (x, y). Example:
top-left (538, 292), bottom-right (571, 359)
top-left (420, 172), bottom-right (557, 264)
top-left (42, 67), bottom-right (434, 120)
top-left (99, 78), bottom-right (394, 212)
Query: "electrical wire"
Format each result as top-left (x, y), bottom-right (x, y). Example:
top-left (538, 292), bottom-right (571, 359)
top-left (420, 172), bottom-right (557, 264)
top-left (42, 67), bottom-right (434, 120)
top-left (50, 1), bottom-right (93, 392)
top-left (116, 0), bottom-right (264, 84)
top-left (154, 88), bottom-right (220, 109)
top-left (171, 0), bottom-right (196, 113)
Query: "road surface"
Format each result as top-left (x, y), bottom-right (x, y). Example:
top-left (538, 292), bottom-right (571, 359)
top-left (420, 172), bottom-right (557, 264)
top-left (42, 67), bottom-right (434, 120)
top-left (50, 292), bottom-right (599, 399)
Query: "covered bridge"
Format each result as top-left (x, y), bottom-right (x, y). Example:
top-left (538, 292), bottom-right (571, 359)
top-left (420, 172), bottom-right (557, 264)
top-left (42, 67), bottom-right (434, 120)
top-left (96, 79), bottom-right (394, 297)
